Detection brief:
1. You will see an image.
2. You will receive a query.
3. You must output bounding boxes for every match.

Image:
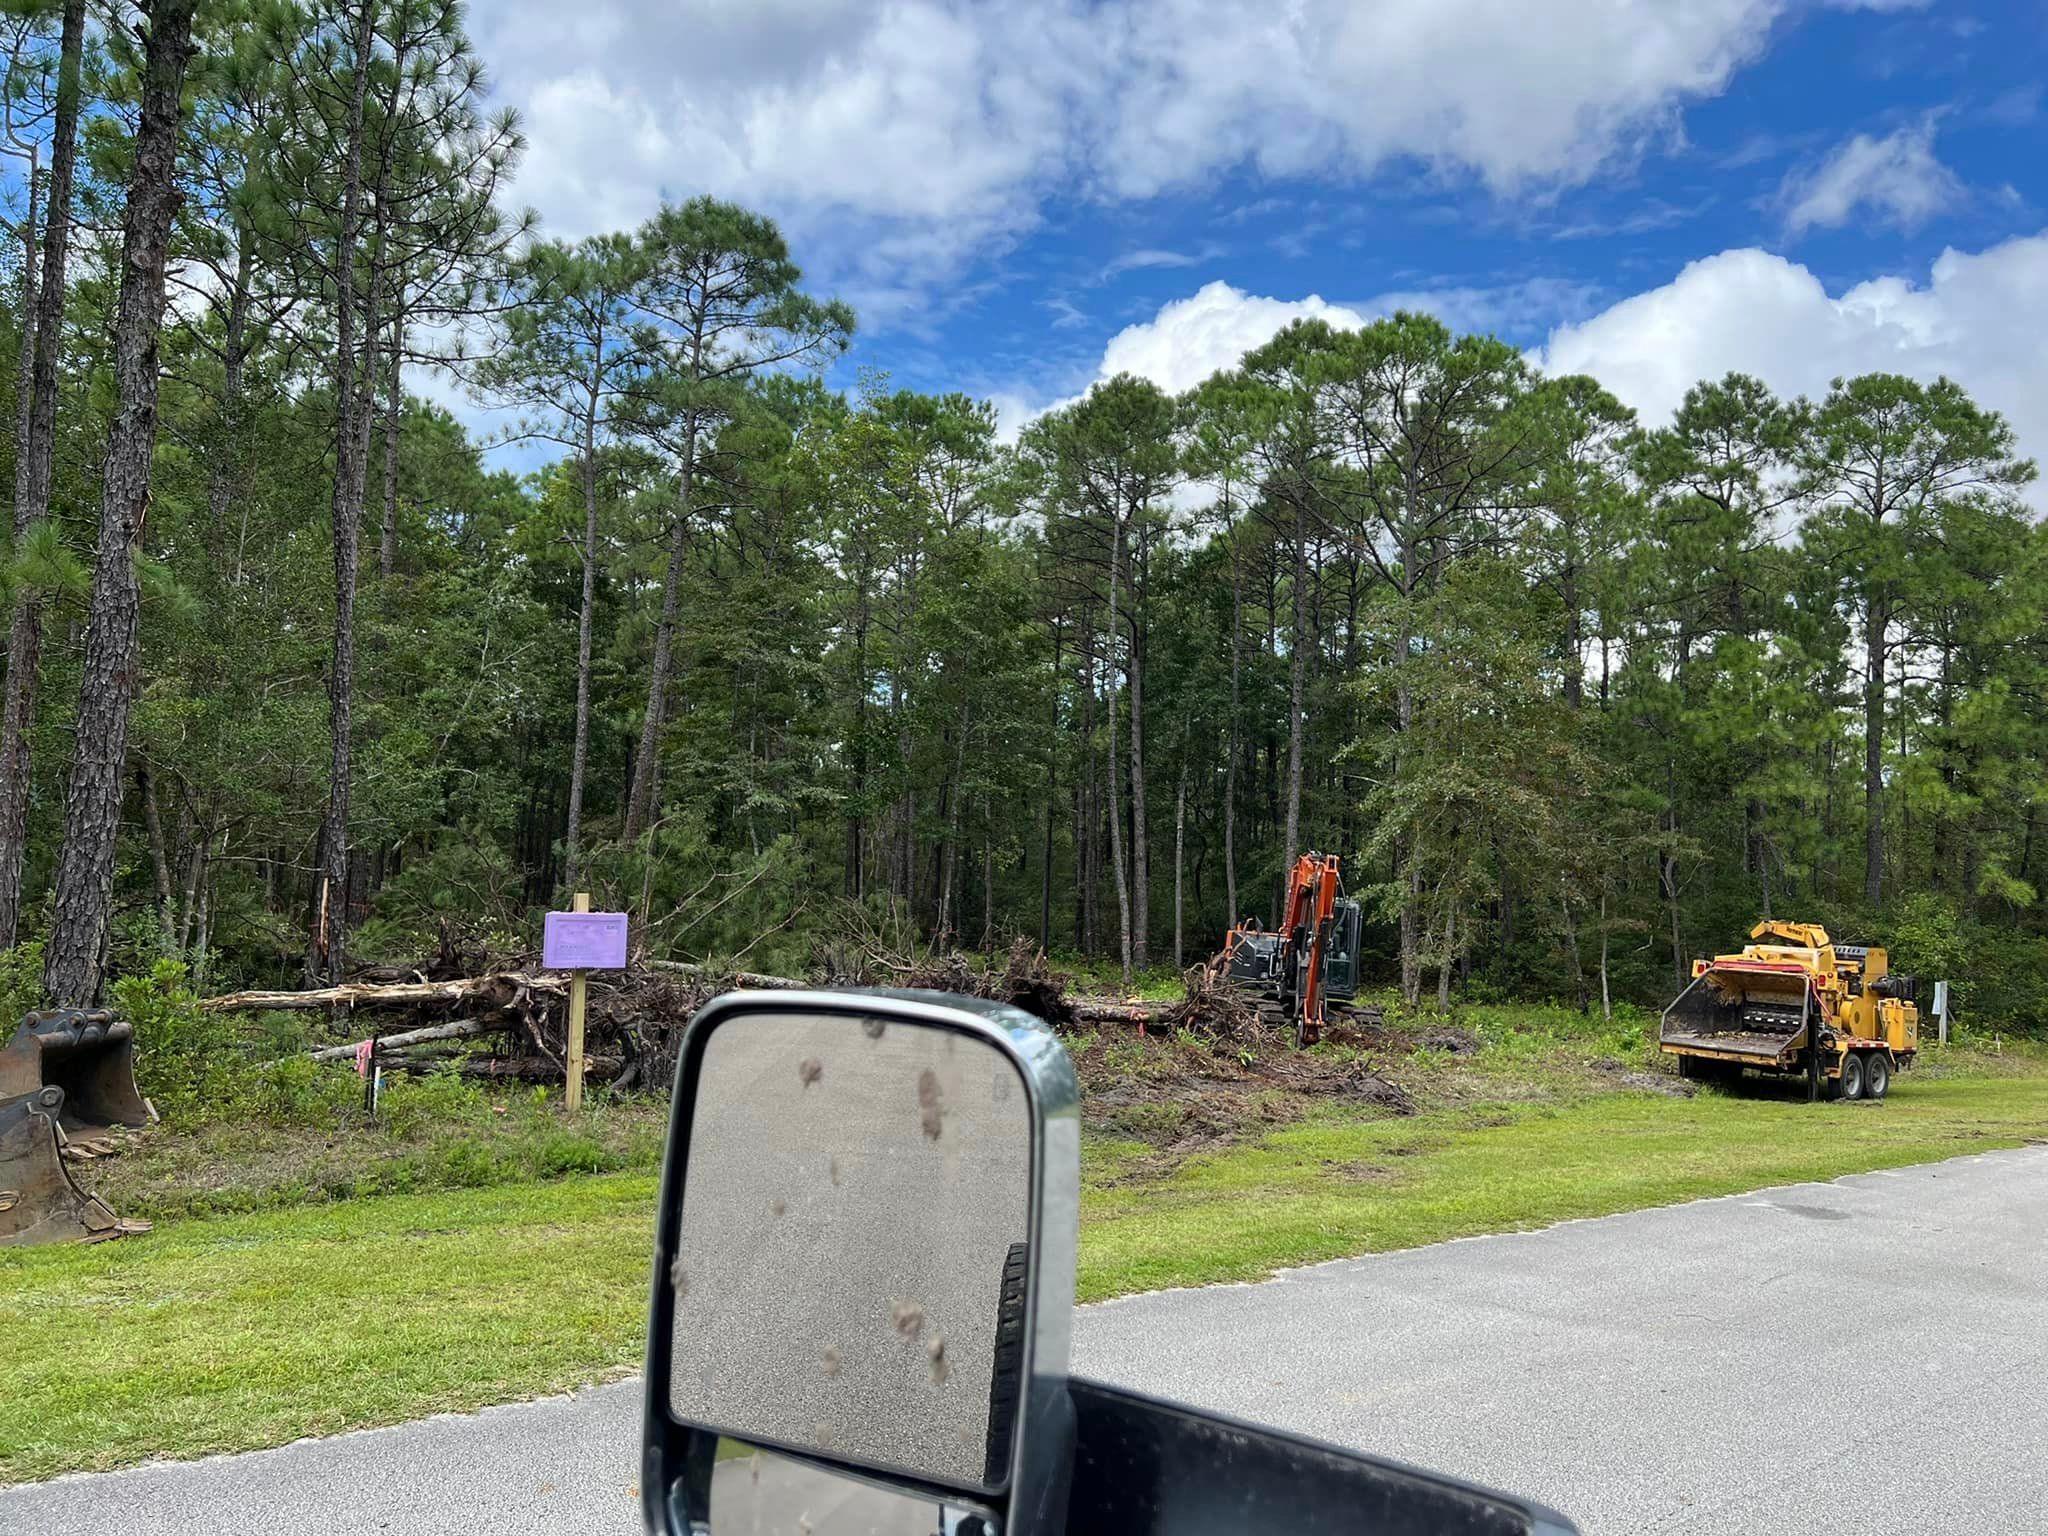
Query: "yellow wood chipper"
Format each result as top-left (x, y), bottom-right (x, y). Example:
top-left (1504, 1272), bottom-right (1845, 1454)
top-left (1659, 920), bottom-right (1919, 1101)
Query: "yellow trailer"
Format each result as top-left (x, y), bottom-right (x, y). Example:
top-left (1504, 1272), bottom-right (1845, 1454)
top-left (1660, 920), bottom-right (1919, 1101)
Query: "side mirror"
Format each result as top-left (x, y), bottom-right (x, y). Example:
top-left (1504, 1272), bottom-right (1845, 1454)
top-left (643, 989), bottom-right (1078, 1533)
top-left (644, 990), bottom-right (1576, 1536)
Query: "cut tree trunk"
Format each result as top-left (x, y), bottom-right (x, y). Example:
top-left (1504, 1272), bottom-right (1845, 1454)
top-left (205, 972), bottom-right (567, 1012)
top-left (306, 1016), bottom-right (508, 1061)
top-left (40, 0), bottom-right (199, 1006)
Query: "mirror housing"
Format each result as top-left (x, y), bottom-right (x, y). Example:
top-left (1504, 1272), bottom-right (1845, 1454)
top-left (642, 989), bottom-right (1080, 1535)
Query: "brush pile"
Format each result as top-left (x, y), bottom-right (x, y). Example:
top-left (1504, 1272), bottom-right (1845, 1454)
top-left (1155, 961), bottom-right (1268, 1043)
top-left (201, 931), bottom-right (1377, 1095)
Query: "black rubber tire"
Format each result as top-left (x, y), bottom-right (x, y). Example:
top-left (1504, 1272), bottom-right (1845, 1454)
top-left (983, 1241), bottom-right (1029, 1486)
top-left (1864, 1051), bottom-right (1890, 1101)
top-left (1837, 1051), bottom-right (1865, 1102)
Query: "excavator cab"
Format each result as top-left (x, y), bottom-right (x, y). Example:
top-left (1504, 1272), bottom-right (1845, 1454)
top-left (0, 1009), bottom-right (154, 1246)
top-left (1324, 898), bottom-right (1362, 1001)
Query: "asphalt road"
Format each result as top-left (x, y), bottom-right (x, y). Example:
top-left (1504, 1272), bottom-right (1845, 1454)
top-left (5, 1144), bottom-right (2042, 1535)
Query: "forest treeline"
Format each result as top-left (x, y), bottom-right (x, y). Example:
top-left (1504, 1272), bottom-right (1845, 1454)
top-left (0, 1), bottom-right (2043, 1025)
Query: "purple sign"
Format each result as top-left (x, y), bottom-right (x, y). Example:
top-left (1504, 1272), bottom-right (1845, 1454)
top-left (543, 910), bottom-right (629, 970)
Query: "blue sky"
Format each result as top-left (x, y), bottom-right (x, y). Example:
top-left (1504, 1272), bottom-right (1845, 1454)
top-left (0, 0), bottom-right (2002, 474)
top-left (463, 0), bottom-right (2047, 465)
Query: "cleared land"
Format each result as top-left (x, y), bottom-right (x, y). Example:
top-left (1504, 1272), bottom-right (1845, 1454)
top-left (3, 1005), bottom-right (2043, 1484)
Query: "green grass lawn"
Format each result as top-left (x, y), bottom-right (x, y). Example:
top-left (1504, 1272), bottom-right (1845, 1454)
top-left (4, 1051), bottom-right (2044, 1483)
top-left (0, 1175), bottom-right (660, 1484)
top-left (1078, 1069), bottom-right (2048, 1299)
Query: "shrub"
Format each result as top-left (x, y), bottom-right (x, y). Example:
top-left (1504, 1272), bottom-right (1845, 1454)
top-left (535, 1131), bottom-right (607, 1175)
top-left (112, 958), bottom-right (248, 1125)
top-left (0, 941), bottom-right (44, 1030)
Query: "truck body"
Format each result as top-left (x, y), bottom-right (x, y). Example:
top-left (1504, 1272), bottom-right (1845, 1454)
top-left (1659, 920), bottom-right (1919, 1100)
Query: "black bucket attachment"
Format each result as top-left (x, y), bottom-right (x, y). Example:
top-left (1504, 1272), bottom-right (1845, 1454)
top-left (0, 1009), bottom-right (153, 1132)
top-left (0, 1085), bottom-right (150, 1245)
top-left (0, 1010), bottom-right (154, 1247)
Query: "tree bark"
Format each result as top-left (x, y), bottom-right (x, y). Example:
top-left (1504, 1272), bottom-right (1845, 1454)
top-left (1863, 597), bottom-right (1886, 907)
top-left (206, 232), bottom-right (253, 561)
top-left (377, 316), bottom-right (401, 579)
top-left (1281, 524), bottom-right (1307, 885)
top-left (563, 372), bottom-right (602, 889)
top-left (1125, 522), bottom-right (1149, 969)
top-left (305, 0), bottom-right (379, 985)
top-left (10, 155), bottom-right (36, 528)
top-left (139, 765), bottom-right (175, 949)
top-left (1561, 558), bottom-right (1583, 709)
top-left (626, 320), bottom-right (705, 841)
top-left (1436, 906), bottom-right (1455, 1012)
top-left (1223, 505), bottom-right (1242, 926)
top-left (305, 1016), bottom-right (509, 1060)
top-left (1598, 893), bottom-right (1611, 1022)
top-left (1173, 760), bottom-right (1186, 971)
top-left (1039, 623), bottom-right (1058, 947)
top-left (0, 0), bottom-right (86, 950)
top-left (1076, 637), bottom-right (1097, 955)
top-left (1561, 883), bottom-right (1586, 1013)
top-left (1103, 545), bottom-right (1133, 986)
top-left (40, 0), bottom-right (199, 1006)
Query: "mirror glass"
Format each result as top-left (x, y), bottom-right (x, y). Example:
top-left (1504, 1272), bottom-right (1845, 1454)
top-left (709, 1442), bottom-right (993, 1536)
top-left (669, 1010), bottom-right (1032, 1491)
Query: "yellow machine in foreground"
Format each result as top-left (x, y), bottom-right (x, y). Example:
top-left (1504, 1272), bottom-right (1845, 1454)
top-left (1660, 920), bottom-right (1919, 1101)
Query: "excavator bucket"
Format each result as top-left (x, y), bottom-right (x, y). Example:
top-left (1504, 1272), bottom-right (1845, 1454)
top-left (0, 1008), bottom-right (152, 1131)
top-left (0, 1086), bottom-right (139, 1245)
top-left (0, 1009), bottom-right (154, 1248)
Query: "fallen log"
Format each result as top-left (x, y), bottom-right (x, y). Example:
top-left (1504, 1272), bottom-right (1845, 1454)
top-left (1068, 999), bottom-right (1162, 1027)
top-left (657, 957), bottom-right (1163, 1029)
top-left (456, 1054), bottom-right (621, 1082)
top-left (203, 973), bottom-right (566, 1012)
top-left (643, 960), bottom-right (807, 991)
top-left (304, 1017), bottom-right (509, 1062)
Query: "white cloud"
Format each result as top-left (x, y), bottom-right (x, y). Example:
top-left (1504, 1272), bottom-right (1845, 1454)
top-left (475, 0), bottom-right (1799, 314)
top-left (1100, 248), bottom-right (1203, 281)
top-left (1780, 119), bottom-right (1963, 234)
top-left (1535, 234), bottom-right (2048, 488)
top-left (1092, 282), bottom-right (1367, 396)
top-left (1000, 276), bottom-right (1602, 435)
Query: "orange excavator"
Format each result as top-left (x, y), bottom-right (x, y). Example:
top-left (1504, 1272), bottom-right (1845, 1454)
top-left (1220, 852), bottom-right (1363, 1046)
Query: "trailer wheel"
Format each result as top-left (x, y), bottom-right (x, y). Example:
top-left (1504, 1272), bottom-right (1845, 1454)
top-left (1837, 1051), bottom-right (1865, 1102)
top-left (1863, 1052), bottom-right (1890, 1101)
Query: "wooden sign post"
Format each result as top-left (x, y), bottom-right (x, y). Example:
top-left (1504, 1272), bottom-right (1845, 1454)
top-left (542, 896), bottom-right (629, 1114)
top-left (566, 893), bottom-right (589, 1111)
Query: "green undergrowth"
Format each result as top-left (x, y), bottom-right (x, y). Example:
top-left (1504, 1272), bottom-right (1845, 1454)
top-left (91, 1082), bottom-right (669, 1221)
